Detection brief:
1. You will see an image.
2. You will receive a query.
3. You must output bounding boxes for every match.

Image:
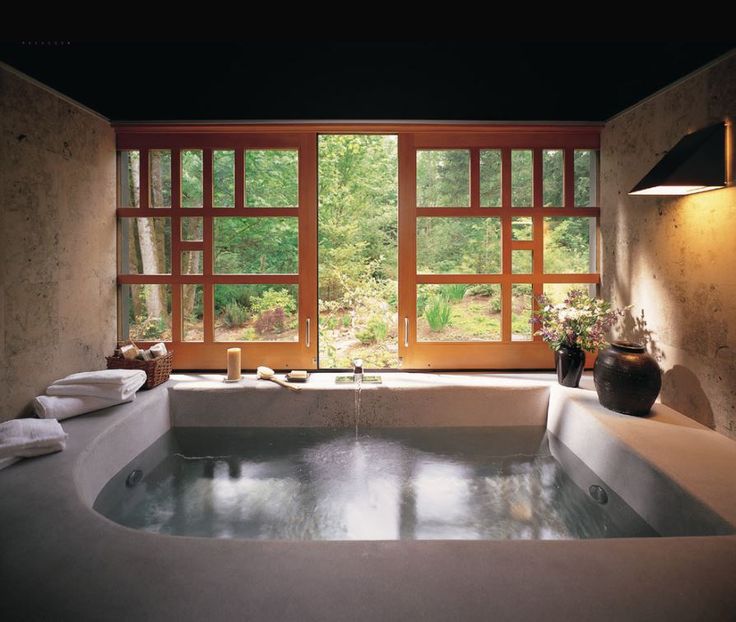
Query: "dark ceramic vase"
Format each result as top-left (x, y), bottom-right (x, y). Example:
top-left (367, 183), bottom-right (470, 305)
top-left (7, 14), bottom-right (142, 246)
top-left (556, 345), bottom-right (586, 387)
top-left (593, 341), bottom-right (661, 416)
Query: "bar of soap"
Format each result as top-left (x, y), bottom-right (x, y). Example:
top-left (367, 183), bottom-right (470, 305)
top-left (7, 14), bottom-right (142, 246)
top-left (289, 370), bottom-right (307, 380)
top-left (120, 344), bottom-right (139, 360)
top-left (139, 349), bottom-right (153, 361)
top-left (149, 342), bottom-right (168, 358)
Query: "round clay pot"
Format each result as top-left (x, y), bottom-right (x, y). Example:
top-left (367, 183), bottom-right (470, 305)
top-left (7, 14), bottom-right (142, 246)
top-left (556, 344), bottom-right (586, 388)
top-left (593, 341), bottom-right (661, 416)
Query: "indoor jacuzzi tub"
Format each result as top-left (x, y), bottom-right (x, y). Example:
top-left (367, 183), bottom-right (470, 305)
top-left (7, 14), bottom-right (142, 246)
top-left (1, 373), bottom-right (735, 621)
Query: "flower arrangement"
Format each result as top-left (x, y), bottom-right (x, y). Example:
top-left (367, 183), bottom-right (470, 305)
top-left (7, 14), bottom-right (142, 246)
top-left (532, 289), bottom-right (626, 352)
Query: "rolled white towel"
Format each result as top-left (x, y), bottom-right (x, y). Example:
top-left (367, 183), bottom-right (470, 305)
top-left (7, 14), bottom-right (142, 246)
top-left (34, 394), bottom-right (134, 421)
top-left (0, 419), bottom-right (67, 460)
top-left (46, 381), bottom-right (142, 402)
top-left (51, 369), bottom-right (147, 386)
top-left (47, 370), bottom-right (147, 401)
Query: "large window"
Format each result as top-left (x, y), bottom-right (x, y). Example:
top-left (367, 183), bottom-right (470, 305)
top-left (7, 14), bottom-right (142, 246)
top-left (117, 126), bottom-right (599, 369)
top-left (116, 134), bottom-right (316, 370)
top-left (399, 134), bottom-right (599, 368)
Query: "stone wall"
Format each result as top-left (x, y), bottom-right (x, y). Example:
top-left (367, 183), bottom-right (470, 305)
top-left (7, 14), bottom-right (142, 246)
top-left (601, 52), bottom-right (736, 438)
top-left (0, 65), bottom-right (116, 421)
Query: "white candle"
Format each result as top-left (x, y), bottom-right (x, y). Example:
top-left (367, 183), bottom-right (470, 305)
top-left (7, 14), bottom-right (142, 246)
top-left (226, 348), bottom-right (241, 381)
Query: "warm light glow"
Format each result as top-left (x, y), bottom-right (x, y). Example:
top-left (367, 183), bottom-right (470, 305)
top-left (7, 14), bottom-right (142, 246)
top-left (629, 185), bottom-right (725, 196)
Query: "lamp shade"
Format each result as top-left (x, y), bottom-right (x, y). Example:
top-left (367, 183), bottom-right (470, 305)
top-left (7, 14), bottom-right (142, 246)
top-left (629, 123), bottom-right (727, 195)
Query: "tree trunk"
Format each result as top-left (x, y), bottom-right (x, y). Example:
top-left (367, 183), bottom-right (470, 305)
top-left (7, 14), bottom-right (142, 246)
top-left (181, 252), bottom-right (201, 320)
top-left (138, 155), bottom-right (165, 319)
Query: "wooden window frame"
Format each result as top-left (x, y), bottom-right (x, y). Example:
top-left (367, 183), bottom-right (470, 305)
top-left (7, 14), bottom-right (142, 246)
top-left (116, 124), bottom-right (600, 370)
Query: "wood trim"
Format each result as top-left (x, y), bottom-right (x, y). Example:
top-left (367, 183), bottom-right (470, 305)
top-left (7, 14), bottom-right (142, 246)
top-left (115, 122), bottom-right (603, 135)
top-left (501, 148), bottom-right (513, 341)
top-left (234, 148), bottom-right (245, 209)
top-left (564, 147), bottom-right (575, 208)
top-left (298, 133), bottom-right (318, 366)
top-left (470, 148), bottom-right (480, 209)
top-left (139, 149), bottom-right (149, 209)
top-left (398, 133), bottom-right (417, 360)
top-left (511, 240), bottom-right (535, 251)
top-left (400, 341), bottom-right (598, 370)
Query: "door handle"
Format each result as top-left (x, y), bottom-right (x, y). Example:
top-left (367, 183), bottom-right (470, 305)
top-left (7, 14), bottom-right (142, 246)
top-left (404, 317), bottom-right (409, 348)
top-left (306, 318), bottom-right (311, 348)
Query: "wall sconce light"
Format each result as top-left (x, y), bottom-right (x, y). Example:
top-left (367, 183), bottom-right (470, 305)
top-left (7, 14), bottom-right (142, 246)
top-left (629, 121), bottom-right (731, 196)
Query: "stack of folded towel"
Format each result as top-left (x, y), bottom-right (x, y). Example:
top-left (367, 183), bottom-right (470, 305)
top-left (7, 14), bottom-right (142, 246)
top-left (0, 418), bottom-right (67, 470)
top-left (33, 369), bottom-right (147, 421)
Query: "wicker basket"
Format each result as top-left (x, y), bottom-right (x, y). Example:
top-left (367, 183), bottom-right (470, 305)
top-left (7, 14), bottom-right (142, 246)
top-left (106, 351), bottom-right (173, 389)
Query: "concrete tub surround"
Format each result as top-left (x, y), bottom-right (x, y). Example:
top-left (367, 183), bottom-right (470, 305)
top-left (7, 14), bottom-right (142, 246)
top-left (1, 374), bottom-right (736, 621)
top-left (170, 372), bottom-right (551, 428)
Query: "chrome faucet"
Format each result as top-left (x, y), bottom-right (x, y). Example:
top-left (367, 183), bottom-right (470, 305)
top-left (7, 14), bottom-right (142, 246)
top-left (352, 358), bottom-right (363, 383)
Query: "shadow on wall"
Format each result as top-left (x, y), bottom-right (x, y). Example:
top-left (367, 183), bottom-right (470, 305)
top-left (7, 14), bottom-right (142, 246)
top-left (661, 365), bottom-right (715, 430)
top-left (620, 308), bottom-right (664, 363)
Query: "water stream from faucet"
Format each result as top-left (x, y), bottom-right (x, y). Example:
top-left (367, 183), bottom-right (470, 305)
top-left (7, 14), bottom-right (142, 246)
top-left (354, 376), bottom-right (363, 440)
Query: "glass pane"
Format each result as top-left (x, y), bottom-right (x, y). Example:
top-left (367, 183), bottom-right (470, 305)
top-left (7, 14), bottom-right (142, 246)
top-left (575, 150), bottom-right (598, 207)
top-left (181, 251), bottom-right (203, 275)
top-left (543, 149), bottom-right (563, 207)
top-left (118, 150), bottom-right (140, 208)
top-left (543, 217), bottom-right (595, 274)
top-left (543, 283), bottom-right (596, 305)
top-left (511, 284), bottom-right (533, 341)
top-left (511, 217), bottom-right (533, 241)
top-left (120, 284), bottom-right (172, 342)
top-left (214, 150), bottom-right (235, 207)
top-left (416, 150), bottom-right (470, 207)
top-left (214, 218), bottom-right (298, 274)
top-left (181, 149), bottom-right (203, 208)
top-left (416, 218), bottom-right (501, 274)
top-left (512, 250), bottom-right (532, 274)
top-left (119, 218), bottom-right (171, 274)
top-left (417, 284), bottom-right (501, 342)
top-left (318, 135), bottom-right (399, 369)
top-left (511, 150), bottom-right (533, 207)
top-left (182, 284), bottom-right (204, 342)
top-left (245, 150), bottom-right (298, 207)
top-left (214, 285), bottom-right (298, 342)
top-left (149, 150), bottom-right (171, 208)
top-left (181, 217), bottom-right (203, 241)
top-left (480, 149), bottom-right (501, 207)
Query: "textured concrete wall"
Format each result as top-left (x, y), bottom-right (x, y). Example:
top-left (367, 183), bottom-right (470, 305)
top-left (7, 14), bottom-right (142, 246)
top-left (601, 53), bottom-right (736, 439)
top-left (0, 66), bottom-right (116, 422)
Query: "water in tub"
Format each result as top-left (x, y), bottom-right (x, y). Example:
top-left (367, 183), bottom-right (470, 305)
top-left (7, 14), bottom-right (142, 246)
top-left (94, 427), bottom-right (661, 540)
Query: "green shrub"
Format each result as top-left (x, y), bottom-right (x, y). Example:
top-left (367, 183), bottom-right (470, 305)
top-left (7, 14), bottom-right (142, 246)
top-left (222, 302), bottom-right (248, 328)
top-left (441, 283), bottom-right (467, 301)
top-left (424, 297), bottom-right (452, 332)
top-left (214, 286), bottom-right (251, 314)
top-left (356, 317), bottom-right (389, 344)
top-left (251, 289), bottom-right (296, 315)
top-left (139, 316), bottom-right (167, 340)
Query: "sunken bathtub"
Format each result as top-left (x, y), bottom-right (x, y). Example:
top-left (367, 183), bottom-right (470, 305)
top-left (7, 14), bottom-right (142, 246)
top-left (1, 373), bottom-right (735, 621)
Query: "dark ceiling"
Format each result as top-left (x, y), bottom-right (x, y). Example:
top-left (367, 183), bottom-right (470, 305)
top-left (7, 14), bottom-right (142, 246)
top-left (1, 41), bottom-right (734, 122)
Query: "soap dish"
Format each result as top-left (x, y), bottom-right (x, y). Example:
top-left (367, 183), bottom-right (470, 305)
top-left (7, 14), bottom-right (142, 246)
top-left (286, 372), bottom-right (310, 383)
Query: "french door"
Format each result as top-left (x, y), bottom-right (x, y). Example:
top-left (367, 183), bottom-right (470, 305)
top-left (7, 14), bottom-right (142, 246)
top-left (116, 125), bottom-right (599, 370)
